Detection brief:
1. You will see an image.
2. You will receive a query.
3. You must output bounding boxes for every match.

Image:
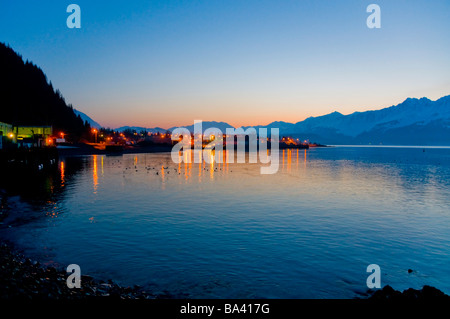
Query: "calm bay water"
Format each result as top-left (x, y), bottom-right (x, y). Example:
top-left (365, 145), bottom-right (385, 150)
top-left (1, 146), bottom-right (450, 298)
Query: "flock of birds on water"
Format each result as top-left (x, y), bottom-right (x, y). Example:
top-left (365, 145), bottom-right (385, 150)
top-left (103, 158), bottom-right (231, 178)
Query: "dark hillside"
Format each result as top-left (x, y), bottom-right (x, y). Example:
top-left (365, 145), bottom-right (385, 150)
top-left (0, 43), bottom-right (90, 141)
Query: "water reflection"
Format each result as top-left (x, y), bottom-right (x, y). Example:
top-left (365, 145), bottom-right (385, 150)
top-left (2, 147), bottom-right (450, 298)
top-left (93, 155), bottom-right (98, 194)
top-left (165, 149), bottom-right (308, 184)
top-left (73, 149), bottom-right (450, 217)
top-left (0, 156), bottom-right (85, 227)
top-left (60, 161), bottom-right (65, 187)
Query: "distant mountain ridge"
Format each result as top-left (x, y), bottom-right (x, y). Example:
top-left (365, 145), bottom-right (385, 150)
top-left (115, 126), bottom-right (167, 134)
top-left (111, 95), bottom-right (450, 145)
top-left (242, 95), bottom-right (450, 145)
top-left (114, 122), bottom-right (234, 134)
top-left (74, 109), bottom-right (102, 129)
top-left (168, 121), bottom-right (234, 134)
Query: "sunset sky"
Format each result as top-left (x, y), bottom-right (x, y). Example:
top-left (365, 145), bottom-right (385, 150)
top-left (1, 0), bottom-right (449, 129)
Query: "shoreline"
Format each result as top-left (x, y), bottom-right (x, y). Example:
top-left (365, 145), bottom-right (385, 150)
top-left (0, 239), bottom-right (448, 300)
top-left (0, 241), bottom-right (158, 300)
top-left (55, 143), bottom-right (324, 157)
top-left (56, 143), bottom-right (174, 157)
top-left (0, 190), bottom-right (168, 300)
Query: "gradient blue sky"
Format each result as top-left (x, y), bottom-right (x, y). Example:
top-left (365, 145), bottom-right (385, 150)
top-left (1, 0), bottom-right (449, 128)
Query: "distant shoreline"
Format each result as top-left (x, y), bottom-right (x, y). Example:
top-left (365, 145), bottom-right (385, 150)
top-left (56, 143), bottom-right (450, 158)
top-left (56, 143), bottom-right (173, 157)
top-left (328, 144), bottom-right (450, 149)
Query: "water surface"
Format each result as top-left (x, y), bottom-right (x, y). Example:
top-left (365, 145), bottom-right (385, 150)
top-left (1, 146), bottom-right (450, 298)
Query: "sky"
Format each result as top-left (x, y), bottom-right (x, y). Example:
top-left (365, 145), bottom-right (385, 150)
top-left (1, 0), bottom-right (449, 129)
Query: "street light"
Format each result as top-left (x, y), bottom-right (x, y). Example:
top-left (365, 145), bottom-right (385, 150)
top-left (92, 129), bottom-right (98, 143)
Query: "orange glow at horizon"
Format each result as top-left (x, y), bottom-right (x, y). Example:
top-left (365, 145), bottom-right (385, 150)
top-left (84, 92), bottom-right (444, 130)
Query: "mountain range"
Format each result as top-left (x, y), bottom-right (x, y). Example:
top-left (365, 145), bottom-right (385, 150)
top-left (5, 41), bottom-right (447, 145)
top-left (244, 95), bottom-right (450, 145)
top-left (110, 95), bottom-right (450, 145)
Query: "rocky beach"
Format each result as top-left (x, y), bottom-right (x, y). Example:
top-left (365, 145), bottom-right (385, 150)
top-left (0, 189), bottom-right (162, 300)
top-left (1, 235), bottom-right (449, 301)
top-left (0, 242), bottom-right (159, 300)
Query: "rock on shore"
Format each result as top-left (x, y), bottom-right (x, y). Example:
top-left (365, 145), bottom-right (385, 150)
top-left (0, 243), bottom-right (156, 300)
top-left (369, 285), bottom-right (450, 300)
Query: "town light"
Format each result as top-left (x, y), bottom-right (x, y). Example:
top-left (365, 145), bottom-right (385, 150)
top-left (92, 129), bottom-right (98, 143)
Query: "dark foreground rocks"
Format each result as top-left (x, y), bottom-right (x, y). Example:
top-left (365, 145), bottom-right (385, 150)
top-left (0, 243), bottom-right (157, 300)
top-left (369, 285), bottom-right (450, 300)
top-left (2, 241), bottom-right (449, 301)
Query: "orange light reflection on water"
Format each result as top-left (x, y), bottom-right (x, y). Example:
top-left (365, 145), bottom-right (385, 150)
top-left (93, 155), bottom-right (98, 194)
top-left (60, 161), bottom-right (65, 186)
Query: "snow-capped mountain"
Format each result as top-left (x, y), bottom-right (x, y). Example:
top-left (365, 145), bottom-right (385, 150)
top-left (293, 95), bottom-right (450, 138)
top-left (248, 95), bottom-right (450, 145)
top-left (74, 109), bottom-right (102, 129)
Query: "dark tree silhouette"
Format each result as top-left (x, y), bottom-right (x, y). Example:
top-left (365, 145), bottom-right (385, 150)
top-left (0, 42), bottom-right (91, 141)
